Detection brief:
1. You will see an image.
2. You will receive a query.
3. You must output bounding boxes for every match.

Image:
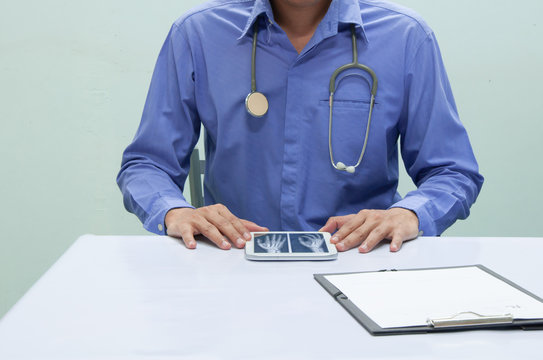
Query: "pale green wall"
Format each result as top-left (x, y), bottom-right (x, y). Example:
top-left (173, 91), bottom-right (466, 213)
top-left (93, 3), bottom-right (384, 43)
top-left (0, 0), bottom-right (541, 318)
top-left (394, 0), bottom-right (543, 237)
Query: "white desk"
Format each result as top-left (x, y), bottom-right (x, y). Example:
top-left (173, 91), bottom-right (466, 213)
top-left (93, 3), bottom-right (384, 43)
top-left (0, 235), bottom-right (542, 359)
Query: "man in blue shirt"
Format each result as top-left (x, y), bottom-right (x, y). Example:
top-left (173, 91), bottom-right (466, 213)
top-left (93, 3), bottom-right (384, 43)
top-left (117, 0), bottom-right (483, 253)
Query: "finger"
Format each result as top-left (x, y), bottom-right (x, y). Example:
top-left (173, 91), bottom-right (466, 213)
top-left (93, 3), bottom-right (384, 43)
top-left (390, 233), bottom-right (404, 252)
top-left (178, 225), bottom-right (197, 249)
top-left (332, 212), bottom-right (368, 245)
top-left (319, 217), bottom-right (340, 234)
top-left (204, 209), bottom-right (246, 249)
top-left (335, 223), bottom-right (372, 252)
top-left (359, 226), bottom-right (390, 253)
top-left (240, 219), bottom-right (269, 233)
top-left (196, 219), bottom-right (232, 250)
top-left (320, 215), bottom-right (356, 234)
top-left (215, 206), bottom-right (253, 243)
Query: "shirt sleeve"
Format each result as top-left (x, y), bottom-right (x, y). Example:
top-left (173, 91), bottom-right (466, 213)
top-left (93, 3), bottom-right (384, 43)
top-left (390, 32), bottom-right (484, 236)
top-left (116, 24), bottom-right (200, 235)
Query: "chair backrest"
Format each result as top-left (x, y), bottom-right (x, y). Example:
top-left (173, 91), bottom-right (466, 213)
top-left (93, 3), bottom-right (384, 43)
top-left (188, 148), bottom-right (205, 208)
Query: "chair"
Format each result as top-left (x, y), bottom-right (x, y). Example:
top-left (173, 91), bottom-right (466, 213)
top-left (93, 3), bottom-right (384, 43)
top-left (188, 148), bottom-right (205, 208)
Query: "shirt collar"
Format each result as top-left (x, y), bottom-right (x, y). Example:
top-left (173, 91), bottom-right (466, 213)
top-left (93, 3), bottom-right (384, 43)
top-left (238, 0), bottom-right (274, 40)
top-left (238, 0), bottom-right (368, 44)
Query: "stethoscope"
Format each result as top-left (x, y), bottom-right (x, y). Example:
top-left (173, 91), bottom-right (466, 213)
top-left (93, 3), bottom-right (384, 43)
top-left (245, 23), bottom-right (378, 174)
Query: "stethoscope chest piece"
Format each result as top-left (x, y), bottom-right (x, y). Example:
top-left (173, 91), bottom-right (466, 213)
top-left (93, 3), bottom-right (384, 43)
top-left (245, 91), bottom-right (269, 118)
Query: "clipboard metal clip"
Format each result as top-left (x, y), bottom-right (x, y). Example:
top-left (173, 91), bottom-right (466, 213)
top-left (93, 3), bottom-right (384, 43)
top-left (427, 311), bottom-right (514, 328)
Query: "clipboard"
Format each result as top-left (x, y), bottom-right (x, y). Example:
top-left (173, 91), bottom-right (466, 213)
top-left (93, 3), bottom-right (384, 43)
top-left (314, 265), bottom-right (543, 336)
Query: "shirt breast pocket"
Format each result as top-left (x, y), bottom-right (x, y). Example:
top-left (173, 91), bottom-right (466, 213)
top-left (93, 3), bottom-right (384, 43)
top-left (318, 99), bottom-right (375, 169)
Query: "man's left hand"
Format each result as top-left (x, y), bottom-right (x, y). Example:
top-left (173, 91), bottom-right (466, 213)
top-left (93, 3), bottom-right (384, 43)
top-left (319, 208), bottom-right (419, 253)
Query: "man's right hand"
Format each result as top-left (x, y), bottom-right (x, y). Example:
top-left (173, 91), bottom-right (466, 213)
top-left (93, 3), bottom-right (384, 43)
top-left (165, 205), bottom-right (268, 250)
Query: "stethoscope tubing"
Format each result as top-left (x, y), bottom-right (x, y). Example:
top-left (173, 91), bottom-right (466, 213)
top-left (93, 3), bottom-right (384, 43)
top-left (247, 22), bottom-right (378, 173)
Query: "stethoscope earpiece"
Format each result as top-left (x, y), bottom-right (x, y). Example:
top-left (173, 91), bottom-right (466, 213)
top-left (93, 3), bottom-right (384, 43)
top-left (336, 162), bottom-right (356, 174)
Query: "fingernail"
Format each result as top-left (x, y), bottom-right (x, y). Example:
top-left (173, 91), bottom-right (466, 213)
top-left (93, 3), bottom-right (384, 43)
top-left (243, 232), bottom-right (251, 240)
top-left (189, 241), bottom-right (196, 248)
top-left (236, 238), bottom-right (245, 247)
top-left (391, 245), bottom-right (398, 252)
top-left (360, 243), bottom-right (368, 252)
top-left (336, 243), bottom-right (344, 251)
top-left (331, 236), bottom-right (339, 243)
top-left (222, 240), bottom-right (231, 249)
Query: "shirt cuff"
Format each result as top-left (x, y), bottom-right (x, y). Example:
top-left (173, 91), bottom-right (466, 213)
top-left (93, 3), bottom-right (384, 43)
top-left (389, 195), bottom-right (437, 236)
top-left (143, 196), bottom-right (194, 235)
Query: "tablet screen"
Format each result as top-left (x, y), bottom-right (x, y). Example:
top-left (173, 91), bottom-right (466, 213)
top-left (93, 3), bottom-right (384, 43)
top-left (248, 232), bottom-right (337, 260)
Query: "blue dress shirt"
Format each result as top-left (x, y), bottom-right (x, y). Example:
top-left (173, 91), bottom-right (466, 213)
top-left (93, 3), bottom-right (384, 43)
top-left (117, 0), bottom-right (484, 236)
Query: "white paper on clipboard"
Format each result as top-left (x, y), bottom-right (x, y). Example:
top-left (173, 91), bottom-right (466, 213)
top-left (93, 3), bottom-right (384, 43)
top-left (324, 266), bottom-right (543, 329)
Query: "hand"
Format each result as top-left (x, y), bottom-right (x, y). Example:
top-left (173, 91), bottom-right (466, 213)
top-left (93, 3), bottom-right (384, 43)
top-left (165, 204), bottom-right (268, 250)
top-left (319, 208), bottom-right (419, 253)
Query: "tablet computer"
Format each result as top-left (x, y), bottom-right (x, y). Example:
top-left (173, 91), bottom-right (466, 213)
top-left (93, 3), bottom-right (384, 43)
top-left (245, 231), bottom-right (338, 261)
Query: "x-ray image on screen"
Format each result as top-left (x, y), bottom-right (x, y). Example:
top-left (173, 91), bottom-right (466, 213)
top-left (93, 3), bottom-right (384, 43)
top-left (290, 233), bottom-right (327, 253)
top-left (254, 233), bottom-right (289, 253)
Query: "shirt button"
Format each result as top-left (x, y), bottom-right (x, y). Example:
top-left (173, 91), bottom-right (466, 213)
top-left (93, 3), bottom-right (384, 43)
top-left (158, 224), bottom-right (164, 232)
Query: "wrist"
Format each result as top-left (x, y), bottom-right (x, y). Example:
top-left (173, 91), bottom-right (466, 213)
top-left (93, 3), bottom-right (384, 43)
top-left (390, 207), bottom-right (419, 228)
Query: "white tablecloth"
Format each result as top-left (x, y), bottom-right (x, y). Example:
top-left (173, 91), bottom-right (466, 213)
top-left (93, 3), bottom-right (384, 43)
top-left (0, 235), bottom-right (542, 359)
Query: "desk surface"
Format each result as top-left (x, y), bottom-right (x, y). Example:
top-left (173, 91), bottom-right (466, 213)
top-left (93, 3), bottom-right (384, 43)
top-left (0, 235), bottom-right (542, 360)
